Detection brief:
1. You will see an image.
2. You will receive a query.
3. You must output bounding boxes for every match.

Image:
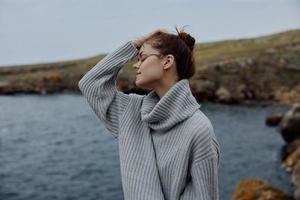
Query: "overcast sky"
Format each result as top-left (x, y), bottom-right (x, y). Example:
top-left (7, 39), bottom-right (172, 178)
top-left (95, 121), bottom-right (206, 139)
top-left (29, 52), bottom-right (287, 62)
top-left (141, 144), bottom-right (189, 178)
top-left (0, 0), bottom-right (299, 66)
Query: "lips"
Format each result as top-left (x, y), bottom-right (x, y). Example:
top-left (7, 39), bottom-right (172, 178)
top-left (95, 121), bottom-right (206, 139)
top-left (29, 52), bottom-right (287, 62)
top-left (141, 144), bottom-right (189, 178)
top-left (136, 72), bottom-right (141, 75)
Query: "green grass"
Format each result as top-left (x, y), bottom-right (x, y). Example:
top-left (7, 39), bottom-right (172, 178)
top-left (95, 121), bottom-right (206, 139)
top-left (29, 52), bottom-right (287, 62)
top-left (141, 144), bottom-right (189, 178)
top-left (194, 29), bottom-right (300, 65)
top-left (0, 28), bottom-right (299, 97)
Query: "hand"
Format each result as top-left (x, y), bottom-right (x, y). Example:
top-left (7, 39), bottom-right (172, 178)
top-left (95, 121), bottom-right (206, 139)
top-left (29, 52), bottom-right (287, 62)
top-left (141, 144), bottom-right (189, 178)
top-left (132, 29), bottom-right (168, 50)
top-left (132, 39), bottom-right (143, 50)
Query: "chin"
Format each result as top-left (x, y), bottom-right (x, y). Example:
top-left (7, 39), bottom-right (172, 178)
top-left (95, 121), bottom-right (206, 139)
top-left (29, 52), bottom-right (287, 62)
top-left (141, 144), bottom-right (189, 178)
top-left (135, 79), bottom-right (152, 91)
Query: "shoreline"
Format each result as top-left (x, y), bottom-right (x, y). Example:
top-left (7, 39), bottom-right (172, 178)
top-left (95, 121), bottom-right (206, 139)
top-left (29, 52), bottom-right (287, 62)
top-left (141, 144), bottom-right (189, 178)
top-left (0, 89), bottom-right (293, 109)
top-left (0, 28), bottom-right (299, 106)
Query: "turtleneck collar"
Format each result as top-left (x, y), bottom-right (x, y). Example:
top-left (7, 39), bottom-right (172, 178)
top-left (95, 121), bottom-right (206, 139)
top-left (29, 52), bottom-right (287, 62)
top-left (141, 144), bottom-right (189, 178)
top-left (141, 79), bottom-right (201, 132)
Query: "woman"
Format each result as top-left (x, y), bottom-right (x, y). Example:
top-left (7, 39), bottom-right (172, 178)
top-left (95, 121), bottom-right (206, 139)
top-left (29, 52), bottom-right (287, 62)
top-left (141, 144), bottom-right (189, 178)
top-left (78, 27), bottom-right (221, 200)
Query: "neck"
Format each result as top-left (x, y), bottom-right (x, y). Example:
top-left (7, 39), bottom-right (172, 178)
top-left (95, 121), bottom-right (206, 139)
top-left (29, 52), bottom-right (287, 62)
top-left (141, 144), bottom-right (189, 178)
top-left (153, 77), bottom-right (180, 98)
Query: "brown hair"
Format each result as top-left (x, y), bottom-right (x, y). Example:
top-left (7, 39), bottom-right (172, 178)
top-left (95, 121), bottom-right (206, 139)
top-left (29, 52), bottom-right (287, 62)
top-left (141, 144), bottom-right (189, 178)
top-left (142, 25), bottom-right (196, 80)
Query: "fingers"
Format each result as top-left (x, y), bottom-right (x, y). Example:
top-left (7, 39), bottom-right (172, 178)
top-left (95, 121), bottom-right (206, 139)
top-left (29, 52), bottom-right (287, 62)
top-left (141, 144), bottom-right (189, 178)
top-left (132, 39), bottom-right (143, 50)
top-left (133, 29), bottom-right (169, 49)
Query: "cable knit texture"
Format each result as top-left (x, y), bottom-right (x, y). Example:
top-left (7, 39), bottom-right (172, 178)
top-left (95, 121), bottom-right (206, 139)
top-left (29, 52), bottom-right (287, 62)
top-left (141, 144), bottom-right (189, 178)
top-left (141, 79), bottom-right (201, 132)
top-left (78, 41), bottom-right (221, 200)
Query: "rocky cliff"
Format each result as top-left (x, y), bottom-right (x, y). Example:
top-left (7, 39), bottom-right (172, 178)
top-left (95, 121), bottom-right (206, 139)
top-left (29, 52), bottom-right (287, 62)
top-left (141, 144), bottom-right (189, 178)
top-left (0, 29), bottom-right (299, 105)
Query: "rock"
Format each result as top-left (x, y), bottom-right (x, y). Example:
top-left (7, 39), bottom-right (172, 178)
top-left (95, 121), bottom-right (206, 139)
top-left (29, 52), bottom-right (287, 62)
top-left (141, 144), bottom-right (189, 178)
top-left (282, 139), bottom-right (300, 162)
top-left (266, 114), bottom-right (283, 126)
top-left (274, 86), bottom-right (300, 105)
top-left (235, 84), bottom-right (246, 100)
top-left (266, 48), bottom-right (277, 54)
top-left (40, 89), bottom-right (47, 95)
top-left (231, 178), bottom-right (294, 200)
top-left (0, 81), bottom-right (9, 88)
top-left (0, 81), bottom-right (10, 93)
top-left (292, 162), bottom-right (300, 200)
top-left (279, 104), bottom-right (300, 143)
top-left (279, 106), bottom-right (300, 200)
top-left (282, 146), bottom-right (300, 173)
top-left (190, 80), bottom-right (216, 101)
top-left (215, 87), bottom-right (232, 103)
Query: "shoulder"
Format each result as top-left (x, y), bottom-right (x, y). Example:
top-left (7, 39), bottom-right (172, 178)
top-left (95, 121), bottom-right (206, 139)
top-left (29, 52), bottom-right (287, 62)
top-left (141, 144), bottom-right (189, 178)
top-left (124, 92), bottom-right (145, 103)
top-left (121, 92), bottom-right (145, 111)
top-left (186, 109), bottom-right (220, 163)
top-left (184, 109), bottom-right (213, 138)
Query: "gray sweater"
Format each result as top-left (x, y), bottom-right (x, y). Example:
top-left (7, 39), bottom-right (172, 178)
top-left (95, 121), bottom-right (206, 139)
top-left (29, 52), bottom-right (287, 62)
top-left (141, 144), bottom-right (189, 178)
top-left (78, 41), bottom-right (221, 200)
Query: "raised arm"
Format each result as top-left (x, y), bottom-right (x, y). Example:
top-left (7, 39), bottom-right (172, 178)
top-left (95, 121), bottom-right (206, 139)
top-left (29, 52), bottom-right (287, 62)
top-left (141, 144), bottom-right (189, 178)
top-left (78, 41), bottom-right (139, 138)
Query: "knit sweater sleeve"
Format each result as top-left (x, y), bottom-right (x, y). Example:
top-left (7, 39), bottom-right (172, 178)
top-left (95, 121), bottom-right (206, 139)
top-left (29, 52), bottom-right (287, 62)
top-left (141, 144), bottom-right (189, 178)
top-left (78, 41), bottom-right (139, 138)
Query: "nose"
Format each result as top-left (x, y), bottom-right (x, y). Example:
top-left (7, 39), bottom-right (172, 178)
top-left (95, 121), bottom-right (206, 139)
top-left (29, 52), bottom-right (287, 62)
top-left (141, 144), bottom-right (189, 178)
top-left (133, 61), bottom-right (140, 69)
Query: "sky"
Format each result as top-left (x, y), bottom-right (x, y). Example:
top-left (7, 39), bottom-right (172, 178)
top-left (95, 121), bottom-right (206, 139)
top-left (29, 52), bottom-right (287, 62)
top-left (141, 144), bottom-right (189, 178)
top-left (0, 0), bottom-right (299, 66)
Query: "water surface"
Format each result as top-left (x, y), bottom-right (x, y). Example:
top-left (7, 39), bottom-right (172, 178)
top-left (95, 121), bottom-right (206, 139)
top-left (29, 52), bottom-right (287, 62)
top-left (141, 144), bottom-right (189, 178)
top-left (0, 94), bottom-right (293, 199)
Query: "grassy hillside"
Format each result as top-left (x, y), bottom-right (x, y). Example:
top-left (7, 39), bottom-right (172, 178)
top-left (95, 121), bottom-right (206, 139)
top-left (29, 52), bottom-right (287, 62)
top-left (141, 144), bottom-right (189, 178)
top-left (0, 29), bottom-right (299, 104)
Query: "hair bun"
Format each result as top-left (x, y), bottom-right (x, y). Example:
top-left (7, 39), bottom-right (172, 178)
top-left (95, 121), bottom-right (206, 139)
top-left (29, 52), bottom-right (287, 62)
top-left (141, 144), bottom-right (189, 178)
top-left (176, 29), bottom-right (195, 51)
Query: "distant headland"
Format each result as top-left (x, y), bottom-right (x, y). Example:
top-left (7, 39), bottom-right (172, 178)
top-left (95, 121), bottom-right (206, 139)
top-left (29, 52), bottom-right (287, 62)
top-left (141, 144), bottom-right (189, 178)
top-left (0, 29), bottom-right (299, 105)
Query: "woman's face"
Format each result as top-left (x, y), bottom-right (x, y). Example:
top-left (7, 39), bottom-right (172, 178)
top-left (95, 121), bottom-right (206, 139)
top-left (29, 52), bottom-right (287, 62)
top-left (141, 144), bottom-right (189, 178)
top-left (133, 43), bottom-right (165, 90)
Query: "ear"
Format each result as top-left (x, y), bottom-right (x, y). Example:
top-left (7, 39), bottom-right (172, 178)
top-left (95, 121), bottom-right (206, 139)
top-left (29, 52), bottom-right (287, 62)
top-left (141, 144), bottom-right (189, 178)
top-left (163, 55), bottom-right (175, 70)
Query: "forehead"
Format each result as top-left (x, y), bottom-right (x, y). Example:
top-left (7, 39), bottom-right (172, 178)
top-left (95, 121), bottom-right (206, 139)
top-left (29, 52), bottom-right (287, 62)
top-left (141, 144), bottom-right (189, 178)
top-left (139, 43), bottom-right (157, 55)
